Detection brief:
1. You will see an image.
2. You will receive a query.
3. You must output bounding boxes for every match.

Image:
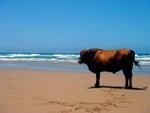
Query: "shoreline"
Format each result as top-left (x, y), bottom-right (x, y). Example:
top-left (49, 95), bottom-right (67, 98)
top-left (0, 61), bottom-right (149, 76)
top-left (0, 69), bottom-right (150, 113)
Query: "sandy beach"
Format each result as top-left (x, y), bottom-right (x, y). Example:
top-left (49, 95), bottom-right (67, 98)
top-left (0, 69), bottom-right (149, 113)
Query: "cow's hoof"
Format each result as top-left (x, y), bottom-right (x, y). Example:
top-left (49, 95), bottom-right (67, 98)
top-left (128, 86), bottom-right (132, 89)
top-left (88, 85), bottom-right (101, 89)
top-left (124, 87), bottom-right (132, 89)
top-left (95, 85), bottom-right (100, 88)
top-left (125, 85), bottom-right (128, 89)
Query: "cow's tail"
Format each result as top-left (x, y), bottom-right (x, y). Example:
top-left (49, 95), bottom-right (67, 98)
top-left (131, 50), bottom-right (141, 69)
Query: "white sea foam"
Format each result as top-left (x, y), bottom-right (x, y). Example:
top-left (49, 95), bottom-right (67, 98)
top-left (136, 57), bottom-right (150, 61)
top-left (0, 53), bottom-right (79, 63)
top-left (53, 54), bottom-right (79, 59)
top-left (139, 61), bottom-right (150, 65)
top-left (0, 54), bottom-right (41, 58)
top-left (0, 53), bottom-right (149, 65)
top-left (135, 54), bottom-right (150, 64)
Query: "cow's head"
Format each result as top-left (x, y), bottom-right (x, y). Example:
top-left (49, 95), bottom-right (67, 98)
top-left (78, 49), bottom-right (88, 64)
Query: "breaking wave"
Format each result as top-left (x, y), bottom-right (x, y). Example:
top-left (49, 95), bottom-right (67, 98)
top-left (0, 53), bottom-right (149, 65)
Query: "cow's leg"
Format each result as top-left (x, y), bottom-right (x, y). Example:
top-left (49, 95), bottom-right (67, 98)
top-left (95, 72), bottom-right (100, 88)
top-left (123, 70), bottom-right (129, 89)
top-left (125, 75), bottom-right (129, 89)
top-left (128, 72), bottom-right (133, 89)
top-left (123, 69), bottom-right (133, 89)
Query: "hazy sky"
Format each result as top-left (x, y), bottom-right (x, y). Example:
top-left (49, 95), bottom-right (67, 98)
top-left (0, 0), bottom-right (150, 53)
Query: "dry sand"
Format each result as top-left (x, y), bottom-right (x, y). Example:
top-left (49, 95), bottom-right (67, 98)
top-left (0, 69), bottom-right (149, 113)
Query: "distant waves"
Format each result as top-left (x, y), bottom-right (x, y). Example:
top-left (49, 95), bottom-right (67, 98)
top-left (0, 53), bottom-right (150, 74)
top-left (135, 54), bottom-right (150, 65)
top-left (0, 53), bottom-right (150, 65)
top-left (0, 53), bottom-right (79, 63)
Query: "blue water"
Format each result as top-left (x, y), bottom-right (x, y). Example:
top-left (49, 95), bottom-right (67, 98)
top-left (0, 53), bottom-right (149, 75)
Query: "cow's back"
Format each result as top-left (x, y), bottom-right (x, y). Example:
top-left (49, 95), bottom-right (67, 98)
top-left (95, 50), bottom-right (118, 63)
top-left (93, 48), bottom-right (133, 72)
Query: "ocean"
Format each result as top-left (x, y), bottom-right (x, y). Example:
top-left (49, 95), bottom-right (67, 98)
top-left (0, 53), bottom-right (150, 75)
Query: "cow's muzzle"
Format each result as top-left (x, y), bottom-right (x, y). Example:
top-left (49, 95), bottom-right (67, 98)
top-left (78, 59), bottom-right (82, 64)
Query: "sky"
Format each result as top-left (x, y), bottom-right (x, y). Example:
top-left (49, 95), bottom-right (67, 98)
top-left (0, 0), bottom-right (150, 53)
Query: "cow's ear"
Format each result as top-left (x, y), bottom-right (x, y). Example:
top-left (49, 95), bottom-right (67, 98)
top-left (88, 50), bottom-right (97, 58)
top-left (80, 49), bottom-right (88, 56)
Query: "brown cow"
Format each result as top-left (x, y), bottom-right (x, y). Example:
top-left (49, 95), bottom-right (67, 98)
top-left (78, 48), bottom-right (140, 89)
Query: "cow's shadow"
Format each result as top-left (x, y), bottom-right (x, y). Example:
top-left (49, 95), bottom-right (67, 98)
top-left (88, 85), bottom-right (147, 90)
